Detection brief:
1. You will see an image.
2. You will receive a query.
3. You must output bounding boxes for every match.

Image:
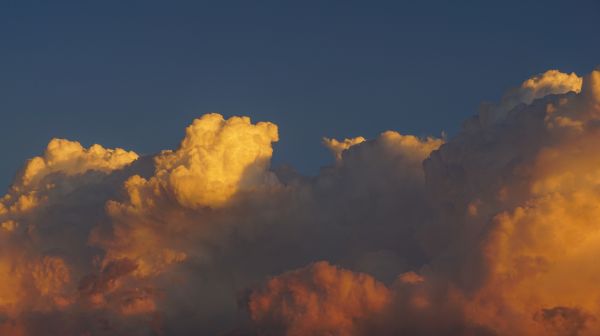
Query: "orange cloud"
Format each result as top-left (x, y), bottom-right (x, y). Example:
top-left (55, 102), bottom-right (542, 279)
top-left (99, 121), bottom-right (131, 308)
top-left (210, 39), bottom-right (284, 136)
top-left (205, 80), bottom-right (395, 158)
top-left (0, 68), bottom-right (599, 335)
top-left (248, 261), bottom-right (391, 336)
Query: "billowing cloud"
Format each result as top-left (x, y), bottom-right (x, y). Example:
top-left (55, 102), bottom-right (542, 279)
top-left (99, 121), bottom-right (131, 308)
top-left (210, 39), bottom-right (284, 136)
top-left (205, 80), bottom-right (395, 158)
top-left (142, 113), bottom-right (279, 209)
top-left (247, 261), bottom-right (391, 336)
top-left (474, 69), bottom-right (582, 128)
top-left (323, 136), bottom-right (366, 162)
top-left (1, 68), bottom-right (600, 335)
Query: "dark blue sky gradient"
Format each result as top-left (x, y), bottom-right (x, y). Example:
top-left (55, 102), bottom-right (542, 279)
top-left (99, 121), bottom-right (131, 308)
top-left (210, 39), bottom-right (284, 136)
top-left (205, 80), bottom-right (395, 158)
top-left (1, 0), bottom-right (599, 189)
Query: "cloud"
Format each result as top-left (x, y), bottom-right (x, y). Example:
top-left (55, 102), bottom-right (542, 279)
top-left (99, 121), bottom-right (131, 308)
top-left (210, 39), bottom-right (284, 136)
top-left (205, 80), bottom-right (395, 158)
top-left (1, 68), bottom-right (600, 335)
top-left (145, 113), bottom-right (279, 209)
top-left (89, 113), bottom-right (279, 280)
top-left (322, 136), bottom-right (366, 162)
top-left (247, 261), bottom-right (390, 336)
top-left (468, 69), bottom-right (582, 129)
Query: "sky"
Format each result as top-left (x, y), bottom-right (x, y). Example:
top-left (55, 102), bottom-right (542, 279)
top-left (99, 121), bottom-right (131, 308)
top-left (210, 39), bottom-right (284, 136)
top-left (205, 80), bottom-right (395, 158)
top-left (4, 1), bottom-right (600, 335)
top-left (1, 0), bottom-right (599, 189)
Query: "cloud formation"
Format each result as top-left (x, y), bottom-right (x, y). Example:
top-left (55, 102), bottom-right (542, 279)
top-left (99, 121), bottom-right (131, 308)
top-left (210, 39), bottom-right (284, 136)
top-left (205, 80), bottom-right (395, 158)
top-left (248, 261), bottom-right (391, 336)
top-left (1, 67), bottom-right (599, 335)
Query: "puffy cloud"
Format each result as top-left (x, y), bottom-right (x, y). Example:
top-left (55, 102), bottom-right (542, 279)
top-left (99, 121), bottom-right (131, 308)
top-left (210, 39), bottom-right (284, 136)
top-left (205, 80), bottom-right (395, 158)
top-left (17, 138), bottom-right (138, 189)
top-left (89, 114), bottom-right (279, 279)
top-left (127, 113), bottom-right (279, 210)
top-left (323, 136), bottom-right (366, 161)
top-left (466, 191), bottom-right (600, 335)
top-left (0, 138), bottom-right (144, 334)
top-left (247, 261), bottom-right (390, 336)
top-left (0, 138), bottom-right (138, 226)
top-left (246, 262), bottom-right (494, 336)
top-left (423, 69), bottom-right (600, 335)
top-left (90, 117), bottom-right (442, 334)
top-left (2, 68), bottom-right (600, 335)
top-left (470, 69), bottom-right (582, 129)
top-left (242, 68), bottom-right (600, 336)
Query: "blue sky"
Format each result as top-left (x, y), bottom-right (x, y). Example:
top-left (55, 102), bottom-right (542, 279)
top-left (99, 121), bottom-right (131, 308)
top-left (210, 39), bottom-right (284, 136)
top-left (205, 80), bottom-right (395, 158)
top-left (1, 0), bottom-right (599, 189)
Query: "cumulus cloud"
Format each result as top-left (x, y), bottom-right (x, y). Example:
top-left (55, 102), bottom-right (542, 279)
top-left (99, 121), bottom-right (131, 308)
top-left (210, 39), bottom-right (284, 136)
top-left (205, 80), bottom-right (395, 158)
top-left (1, 68), bottom-right (600, 335)
top-left (247, 261), bottom-right (391, 336)
top-left (469, 69), bottom-right (582, 129)
top-left (323, 136), bottom-right (366, 162)
top-left (145, 113), bottom-right (279, 209)
top-left (0, 138), bottom-right (147, 334)
top-left (89, 113), bottom-right (279, 279)
top-left (1, 138), bottom-right (137, 219)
